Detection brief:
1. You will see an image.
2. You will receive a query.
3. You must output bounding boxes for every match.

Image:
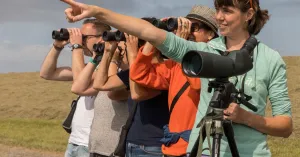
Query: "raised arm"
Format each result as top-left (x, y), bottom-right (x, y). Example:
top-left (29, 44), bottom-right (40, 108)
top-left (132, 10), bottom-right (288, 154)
top-left (70, 57), bottom-right (98, 96)
top-left (93, 42), bottom-right (127, 91)
top-left (62, 0), bottom-right (165, 46)
top-left (107, 43), bottom-right (130, 101)
top-left (61, 0), bottom-right (209, 63)
top-left (125, 34), bottom-right (161, 101)
top-left (70, 28), bottom-right (86, 81)
top-left (130, 42), bottom-right (172, 90)
top-left (40, 30), bottom-right (72, 81)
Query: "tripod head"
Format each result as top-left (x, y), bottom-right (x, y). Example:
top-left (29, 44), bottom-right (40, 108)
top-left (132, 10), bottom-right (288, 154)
top-left (207, 77), bottom-right (257, 115)
top-left (186, 36), bottom-right (259, 157)
top-left (191, 77), bottom-right (257, 157)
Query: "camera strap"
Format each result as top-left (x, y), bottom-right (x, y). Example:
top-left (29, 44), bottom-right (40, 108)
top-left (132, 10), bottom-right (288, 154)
top-left (240, 42), bottom-right (259, 101)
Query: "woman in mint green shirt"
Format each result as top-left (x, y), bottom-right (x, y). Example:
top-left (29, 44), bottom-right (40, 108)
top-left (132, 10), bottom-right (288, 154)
top-left (60, 0), bottom-right (292, 156)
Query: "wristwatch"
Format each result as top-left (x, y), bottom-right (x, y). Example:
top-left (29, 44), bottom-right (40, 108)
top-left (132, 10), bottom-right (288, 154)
top-left (71, 44), bottom-right (83, 51)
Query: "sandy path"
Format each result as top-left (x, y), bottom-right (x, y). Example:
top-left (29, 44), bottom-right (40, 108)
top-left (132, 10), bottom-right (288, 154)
top-left (0, 144), bottom-right (64, 157)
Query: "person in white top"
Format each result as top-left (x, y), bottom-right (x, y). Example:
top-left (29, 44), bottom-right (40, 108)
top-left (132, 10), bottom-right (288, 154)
top-left (40, 18), bottom-right (128, 157)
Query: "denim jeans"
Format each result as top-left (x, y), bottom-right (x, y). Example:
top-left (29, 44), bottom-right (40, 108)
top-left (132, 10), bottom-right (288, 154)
top-left (65, 143), bottom-right (89, 157)
top-left (126, 142), bottom-right (163, 157)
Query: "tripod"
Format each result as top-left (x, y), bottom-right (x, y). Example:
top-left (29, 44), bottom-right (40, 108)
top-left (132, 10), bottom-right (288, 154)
top-left (190, 78), bottom-right (257, 157)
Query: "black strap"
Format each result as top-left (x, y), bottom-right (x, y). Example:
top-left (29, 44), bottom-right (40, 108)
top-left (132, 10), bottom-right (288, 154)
top-left (62, 96), bottom-right (81, 134)
top-left (170, 81), bottom-right (190, 114)
top-left (123, 101), bottom-right (138, 130)
top-left (71, 96), bottom-right (81, 108)
top-left (240, 42), bottom-right (259, 96)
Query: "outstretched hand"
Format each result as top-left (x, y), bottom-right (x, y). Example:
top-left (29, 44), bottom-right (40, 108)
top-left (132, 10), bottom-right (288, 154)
top-left (61, 0), bottom-right (98, 22)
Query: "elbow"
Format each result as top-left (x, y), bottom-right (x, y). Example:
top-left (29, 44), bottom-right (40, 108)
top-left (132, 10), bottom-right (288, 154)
top-left (277, 117), bottom-right (293, 138)
top-left (282, 124), bottom-right (293, 138)
top-left (93, 84), bottom-right (103, 91)
top-left (107, 92), bottom-right (122, 101)
top-left (107, 92), bottom-right (116, 100)
top-left (71, 86), bottom-right (81, 95)
top-left (131, 93), bottom-right (145, 101)
top-left (71, 83), bottom-right (86, 95)
top-left (40, 72), bottom-right (51, 80)
top-left (131, 94), bottom-right (140, 101)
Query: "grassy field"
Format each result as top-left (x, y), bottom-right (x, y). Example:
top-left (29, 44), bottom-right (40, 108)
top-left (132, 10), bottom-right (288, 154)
top-left (0, 57), bottom-right (299, 156)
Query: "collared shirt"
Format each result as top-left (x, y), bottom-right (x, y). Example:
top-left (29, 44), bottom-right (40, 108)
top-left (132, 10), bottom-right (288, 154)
top-left (156, 32), bottom-right (292, 157)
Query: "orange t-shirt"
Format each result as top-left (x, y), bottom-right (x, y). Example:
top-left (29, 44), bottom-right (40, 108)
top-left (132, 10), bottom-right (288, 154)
top-left (130, 47), bottom-right (200, 156)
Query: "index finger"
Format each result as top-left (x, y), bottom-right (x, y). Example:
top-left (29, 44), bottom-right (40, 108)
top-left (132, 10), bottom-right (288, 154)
top-left (61, 0), bottom-right (78, 7)
top-left (124, 33), bottom-right (130, 41)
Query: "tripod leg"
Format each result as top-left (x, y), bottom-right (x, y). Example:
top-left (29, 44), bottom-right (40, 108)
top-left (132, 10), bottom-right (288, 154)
top-left (212, 133), bottom-right (222, 157)
top-left (223, 120), bottom-right (239, 157)
top-left (190, 127), bottom-right (207, 157)
top-left (211, 120), bottom-right (223, 157)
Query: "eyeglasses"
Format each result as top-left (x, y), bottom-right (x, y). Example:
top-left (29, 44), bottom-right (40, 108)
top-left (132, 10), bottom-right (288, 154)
top-left (82, 34), bottom-right (102, 43)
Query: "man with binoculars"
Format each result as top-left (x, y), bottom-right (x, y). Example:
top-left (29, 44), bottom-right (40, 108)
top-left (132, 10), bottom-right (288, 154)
top-left (40, 19), bottom-right (129, 157)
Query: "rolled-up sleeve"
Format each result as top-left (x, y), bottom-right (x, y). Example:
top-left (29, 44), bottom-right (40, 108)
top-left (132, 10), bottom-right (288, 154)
top-left (130, 47), bottom-right (171, 90)
top-left (268, 53), bottom-right (292, 117)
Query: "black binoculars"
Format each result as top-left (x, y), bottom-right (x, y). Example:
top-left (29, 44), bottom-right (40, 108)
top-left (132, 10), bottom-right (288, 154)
top-left (152, 18), bottom-right (178, 32)
top-left (102, 30), bottom-right (145, 47)
top-left (138, 17), bottom-right (178, 32)
top-left (102, 30), bottom-right (125, 42)
top-left (52, 28), bottom-right (69, 41)
top-left (93, 42), bottom-right (105, 55)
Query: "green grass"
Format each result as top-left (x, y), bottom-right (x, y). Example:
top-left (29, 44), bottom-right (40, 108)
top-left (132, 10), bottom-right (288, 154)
top-left (0, 118), bottom-right (297, 156)
top-left (0, 119), bottom-right (69, 152)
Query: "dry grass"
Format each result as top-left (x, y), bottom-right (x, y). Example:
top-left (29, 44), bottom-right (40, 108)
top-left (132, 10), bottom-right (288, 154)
top-left (0, 57), bottom-right (299, 156)
top-left (0, 72), bottom-right (77, 119)
top-left (265, 57), bottom-right (300, 157)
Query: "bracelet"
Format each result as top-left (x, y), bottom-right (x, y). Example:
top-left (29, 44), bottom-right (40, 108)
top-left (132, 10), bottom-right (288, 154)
top-left (53, 43), bottom-right (64, 51)
top-left (111, 60), bottom-right (120, 66)
top-left (89, 58), bottom-right (98, 66)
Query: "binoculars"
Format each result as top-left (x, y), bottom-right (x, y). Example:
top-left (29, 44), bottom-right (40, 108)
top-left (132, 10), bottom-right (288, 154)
top-left (102, 30), bottom-right (145, 47)
top-left (152, 18), bottom-right (178, 32)
top-left (93, 42), bottom-right (105, 55)
top-left (102, 30), bottom-right (125, 42)
top-left (139, 17), bottom-right (178, 32)
top-left (52, 28), bottom-right (69, 41)
top-left (102, 17), bottom-right (178, 42)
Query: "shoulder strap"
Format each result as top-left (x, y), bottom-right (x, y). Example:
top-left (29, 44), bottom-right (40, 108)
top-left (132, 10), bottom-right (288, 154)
top-left (170, 81), bottom-right (190, 115)
top-left (123, 101), bottom-right (138, 130)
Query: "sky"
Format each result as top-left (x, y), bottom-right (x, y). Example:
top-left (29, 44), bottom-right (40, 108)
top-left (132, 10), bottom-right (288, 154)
top-left (0, 0), bottom-right (299, 73)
